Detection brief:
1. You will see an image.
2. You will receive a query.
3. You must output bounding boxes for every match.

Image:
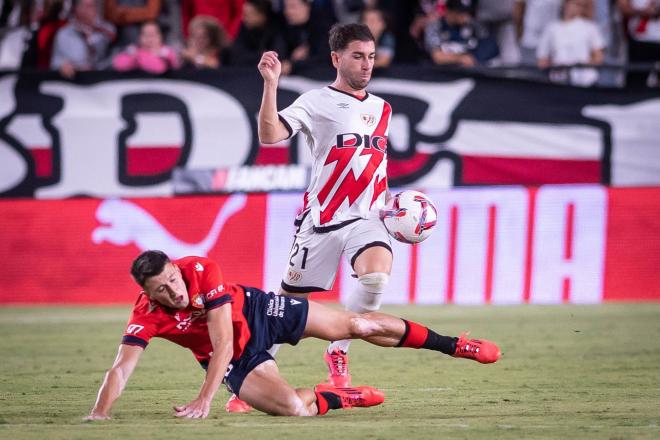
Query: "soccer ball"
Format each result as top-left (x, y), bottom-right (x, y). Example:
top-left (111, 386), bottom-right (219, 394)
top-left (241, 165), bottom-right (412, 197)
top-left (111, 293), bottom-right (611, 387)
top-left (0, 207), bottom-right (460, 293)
top-left (380, 190), bottom-right (437, 244)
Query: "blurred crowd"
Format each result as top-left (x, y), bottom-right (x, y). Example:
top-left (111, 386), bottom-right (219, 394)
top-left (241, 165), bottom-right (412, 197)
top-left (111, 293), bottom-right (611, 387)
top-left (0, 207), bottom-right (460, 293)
top-left (0, 0), bottom-right (658, 86)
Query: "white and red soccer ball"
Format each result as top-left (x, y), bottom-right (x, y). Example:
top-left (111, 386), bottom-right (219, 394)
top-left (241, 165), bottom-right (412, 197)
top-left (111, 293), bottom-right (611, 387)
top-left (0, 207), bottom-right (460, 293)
top-left (380, 190), bottom-right (437, 244)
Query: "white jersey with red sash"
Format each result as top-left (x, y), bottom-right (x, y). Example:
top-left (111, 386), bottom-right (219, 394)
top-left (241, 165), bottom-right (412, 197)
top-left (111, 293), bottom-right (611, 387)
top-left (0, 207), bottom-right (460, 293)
top-left (279, 86), bottom-right (391, 229)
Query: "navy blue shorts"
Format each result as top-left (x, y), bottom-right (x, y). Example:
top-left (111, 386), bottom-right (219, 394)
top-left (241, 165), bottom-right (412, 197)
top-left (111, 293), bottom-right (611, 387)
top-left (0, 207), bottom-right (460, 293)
top-left (223, 287), bottom-right (309, 396)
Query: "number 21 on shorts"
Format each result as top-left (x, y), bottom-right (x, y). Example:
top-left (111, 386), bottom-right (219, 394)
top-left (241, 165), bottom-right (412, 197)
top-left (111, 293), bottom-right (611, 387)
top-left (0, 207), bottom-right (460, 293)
top-left (288, 242), bottom-right (309, 270)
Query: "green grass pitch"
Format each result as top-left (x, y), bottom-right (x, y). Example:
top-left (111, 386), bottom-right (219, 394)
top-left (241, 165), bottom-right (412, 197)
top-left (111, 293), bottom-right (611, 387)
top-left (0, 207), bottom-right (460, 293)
top-left (1, 304), bottom-right (659, 439)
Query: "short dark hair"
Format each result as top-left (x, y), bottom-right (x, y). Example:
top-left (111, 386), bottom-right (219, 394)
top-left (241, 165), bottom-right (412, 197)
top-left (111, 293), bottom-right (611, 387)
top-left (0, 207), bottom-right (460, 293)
top-left (189, 15), bottom-right (228, 50)
top-left (130, 250), bottom-right (170, 286)
top-left (246, 0), bottom-right (271, 17)
top-left (329, 23), bottom-right (374, 52)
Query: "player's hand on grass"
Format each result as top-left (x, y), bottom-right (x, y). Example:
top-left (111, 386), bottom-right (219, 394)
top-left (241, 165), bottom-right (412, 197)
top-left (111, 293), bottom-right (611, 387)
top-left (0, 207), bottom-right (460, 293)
top-left (174, 397), bottom-right (211, 419)
top-left (258, 51), bottom-right (281, 83)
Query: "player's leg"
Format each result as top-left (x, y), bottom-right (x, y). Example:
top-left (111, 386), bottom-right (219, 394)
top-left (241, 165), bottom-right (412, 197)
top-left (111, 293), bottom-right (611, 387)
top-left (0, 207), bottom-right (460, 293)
top-left (227, 213), bottom-right (341, 412)
top-left (325, 216), bottom-right (393, 386)
top-left (269, 214), bottom-right (342, 355)
top-left (237, 359), bottom-right (384, 416)
top-left (303, 300), bottom-right (501, 364)
top-left (238, 359), bottom-right (317, 416)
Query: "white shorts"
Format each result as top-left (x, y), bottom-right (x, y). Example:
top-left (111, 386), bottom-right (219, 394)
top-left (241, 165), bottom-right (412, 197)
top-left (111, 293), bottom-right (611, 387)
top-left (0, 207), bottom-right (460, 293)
top-left (281, 210), bottom-right (392, 293)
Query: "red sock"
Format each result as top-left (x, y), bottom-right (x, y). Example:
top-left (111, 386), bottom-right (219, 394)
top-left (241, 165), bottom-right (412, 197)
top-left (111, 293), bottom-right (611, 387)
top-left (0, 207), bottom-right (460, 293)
top-left (396, 319), bottom-right (457, 355)
top-left (397, 319), bottom-right (429, 348)
top-left (315, 391), bottom-right (329, 415)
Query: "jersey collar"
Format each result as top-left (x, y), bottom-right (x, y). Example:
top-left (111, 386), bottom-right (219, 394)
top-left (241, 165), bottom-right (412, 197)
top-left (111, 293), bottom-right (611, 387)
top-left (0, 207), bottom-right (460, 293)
top-left (327, 85), bottom-right (369, 102)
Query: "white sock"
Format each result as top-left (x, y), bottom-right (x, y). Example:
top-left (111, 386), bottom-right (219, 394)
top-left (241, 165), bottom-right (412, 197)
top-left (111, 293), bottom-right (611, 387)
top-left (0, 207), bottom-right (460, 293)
top-left (327, 339), bottom-right (351, 354)
top-left (267, 343), bottom-right (281, 357)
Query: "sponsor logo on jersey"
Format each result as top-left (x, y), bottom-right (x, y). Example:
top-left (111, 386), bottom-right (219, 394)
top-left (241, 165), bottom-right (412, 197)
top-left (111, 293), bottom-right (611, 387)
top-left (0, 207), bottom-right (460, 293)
top-left (335, 132), bottom-right (387, 152)
top-left (126, 324), bottom-right (144, 335)
top-left (204, 283), bottom-right (224, 299)
top-left (174, 310), bottom-right (205, 330)
top-left (195, 262), bottom-right (204, 271)
top-left (337, 103), bottom-right (350, 109)
top-left (361, 114), bottom-right (376, 127)
top-left (289, 299), bottom-right (302, 306)
top-left (266, 296), bottom-right (286, 318)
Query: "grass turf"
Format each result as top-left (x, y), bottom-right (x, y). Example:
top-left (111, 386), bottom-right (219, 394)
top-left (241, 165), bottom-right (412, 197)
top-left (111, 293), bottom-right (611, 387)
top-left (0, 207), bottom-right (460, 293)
top-left (1, 304), bottom-right (659, 439)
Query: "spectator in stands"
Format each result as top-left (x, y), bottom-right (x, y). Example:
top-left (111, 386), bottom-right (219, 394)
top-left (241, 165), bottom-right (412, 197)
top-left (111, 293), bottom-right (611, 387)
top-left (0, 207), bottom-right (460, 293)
top-left (112, 20), bottom-right (178, 73)
top-left (0, 0), bottom-right (35, 69)
top-left (425, 0), bottom-right (499, 67)
top-left (104, 0), bottom-right (162, 51)
top-left (230, 0), bottom-right (284, 66)
top-left (31, 0), bottom-right (68, 70)
top-left (513, 0), bottom-right (562, 65)
top-left (476, 0), bottom-right (521, 65)
top-left (181, 0), bottom-right (244, 41)
top-left (332, 0), bottom-right (367, 24)
top-left (9, 0), bottom-right (68, 70)
top-left (537, 0), bottom-right (605, 86)
top-left (181, 15), bottom-right (228, 68)
top-left (50, 0), bottom-right (116, 78)
top-left (618, 0), bottom-right (660, 86)
top-left (279, 0), bottom-right (334, 75)
top-left (410, 0), bottom-right (441, 51)
top-left (361, 6), bottom-right (396, 68)
top-left (590, 0), bottom-right (626, 87)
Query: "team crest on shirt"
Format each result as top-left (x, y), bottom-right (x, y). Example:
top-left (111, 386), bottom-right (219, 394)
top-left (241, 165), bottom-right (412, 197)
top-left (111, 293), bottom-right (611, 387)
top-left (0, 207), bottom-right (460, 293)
top-left (191, 293), bottom-right (205, 308)
top-left (361, 114), bottom-right (376, 127)
top-left (287, 269), bottom-right (302, 283)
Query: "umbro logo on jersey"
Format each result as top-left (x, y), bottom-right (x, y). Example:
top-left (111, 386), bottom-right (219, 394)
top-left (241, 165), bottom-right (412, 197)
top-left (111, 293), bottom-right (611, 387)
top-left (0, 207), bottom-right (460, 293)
top-left (337, 103), bottom-right (350, 109)
top-left (195, 262), bottom-right (204, 272)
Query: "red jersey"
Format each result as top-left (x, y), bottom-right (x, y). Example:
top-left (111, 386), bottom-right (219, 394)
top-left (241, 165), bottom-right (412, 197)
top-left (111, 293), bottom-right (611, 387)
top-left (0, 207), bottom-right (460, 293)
top-left (121, 257), bottom-right (251, 362)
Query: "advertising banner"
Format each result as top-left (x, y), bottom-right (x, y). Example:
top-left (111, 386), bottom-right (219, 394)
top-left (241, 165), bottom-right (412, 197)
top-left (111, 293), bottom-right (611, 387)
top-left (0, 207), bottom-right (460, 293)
top-left (1, 185), bottom-right (659, 304)
top-left (1, 67), bottom-right (660, 199)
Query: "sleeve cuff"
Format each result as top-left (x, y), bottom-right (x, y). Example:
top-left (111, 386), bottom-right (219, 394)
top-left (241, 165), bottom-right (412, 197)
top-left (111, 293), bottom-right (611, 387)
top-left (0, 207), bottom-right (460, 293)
top-left (121, 335), bottom-right (148, 348)
top-left (205, 294), bottom-right (233, 311)
top-left (278, 114), bottom-right (294, 139)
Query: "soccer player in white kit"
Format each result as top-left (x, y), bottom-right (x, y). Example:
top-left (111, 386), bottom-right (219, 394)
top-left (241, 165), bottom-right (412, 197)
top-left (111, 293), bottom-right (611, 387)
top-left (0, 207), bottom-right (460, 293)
top-left (224, 24), bottom-right (394, 412)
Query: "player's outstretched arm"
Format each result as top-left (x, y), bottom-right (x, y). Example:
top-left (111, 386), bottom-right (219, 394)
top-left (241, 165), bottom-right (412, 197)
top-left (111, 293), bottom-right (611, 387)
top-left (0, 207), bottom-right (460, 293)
top-left (257, 51), bottom-right (290, 144)
top-left (174, 303), bottom-right (234, 419)
top-left (85, 344), bottom-right (143, 420)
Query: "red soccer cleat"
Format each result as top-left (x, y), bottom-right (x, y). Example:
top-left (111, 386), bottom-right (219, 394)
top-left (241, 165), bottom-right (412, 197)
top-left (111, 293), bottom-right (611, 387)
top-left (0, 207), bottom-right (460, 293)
top-left (453, 332), bottom-right (501, 364)
top-left (324, 349), bottom-right (352, 387)
top-left (314, 383), bottom-right (385, 410)
top-left (225, 394), bottom-right (252, 413)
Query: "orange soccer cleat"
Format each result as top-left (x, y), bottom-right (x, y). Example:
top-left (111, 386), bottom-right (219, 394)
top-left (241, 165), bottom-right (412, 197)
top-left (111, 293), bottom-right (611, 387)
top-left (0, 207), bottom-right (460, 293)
top-left (324, 349), bottom-right (352, 387)
top-left (314, 383), bottom-right (385, 413)
top-left (452, 332), bottom-right (501, 364)
top-left (225, 394), bottom-right (253, 413)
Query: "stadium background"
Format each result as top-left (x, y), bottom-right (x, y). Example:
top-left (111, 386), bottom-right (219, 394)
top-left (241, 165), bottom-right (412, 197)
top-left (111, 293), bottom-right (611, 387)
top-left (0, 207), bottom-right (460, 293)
top-left (1, 66), bottom-right (659, 305)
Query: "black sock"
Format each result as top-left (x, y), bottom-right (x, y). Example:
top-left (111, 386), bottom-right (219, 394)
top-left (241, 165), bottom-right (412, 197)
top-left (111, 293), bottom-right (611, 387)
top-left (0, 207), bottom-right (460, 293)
top-left (425, 329), bottom-right (458, 355)
top-left (320, 392), bottom-right (342, 410)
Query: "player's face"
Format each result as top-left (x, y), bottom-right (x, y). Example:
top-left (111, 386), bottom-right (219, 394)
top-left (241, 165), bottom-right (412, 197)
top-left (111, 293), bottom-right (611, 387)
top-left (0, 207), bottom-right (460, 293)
top-left (334, 40), bottom-right (376, 91)
top-left (143, 263), bottom-right (189, 309)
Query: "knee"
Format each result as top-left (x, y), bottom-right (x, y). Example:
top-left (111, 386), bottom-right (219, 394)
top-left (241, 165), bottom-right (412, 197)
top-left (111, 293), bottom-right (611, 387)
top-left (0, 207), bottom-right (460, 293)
top-left (347, 272), bottom-right (389, 313)
top-left (348, 315), bottom-right (378, 339)
top-left (359, 272), bottom-right (389, 293)
top-left (276, 395), bottom-right (308, 417)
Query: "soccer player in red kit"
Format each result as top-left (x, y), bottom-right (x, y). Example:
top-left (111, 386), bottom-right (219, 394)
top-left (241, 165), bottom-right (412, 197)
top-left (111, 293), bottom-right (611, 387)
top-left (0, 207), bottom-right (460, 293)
top-left (85, 250), bottom-right (500, 420)
top-left (250, 22), bottom-right (396, 414)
